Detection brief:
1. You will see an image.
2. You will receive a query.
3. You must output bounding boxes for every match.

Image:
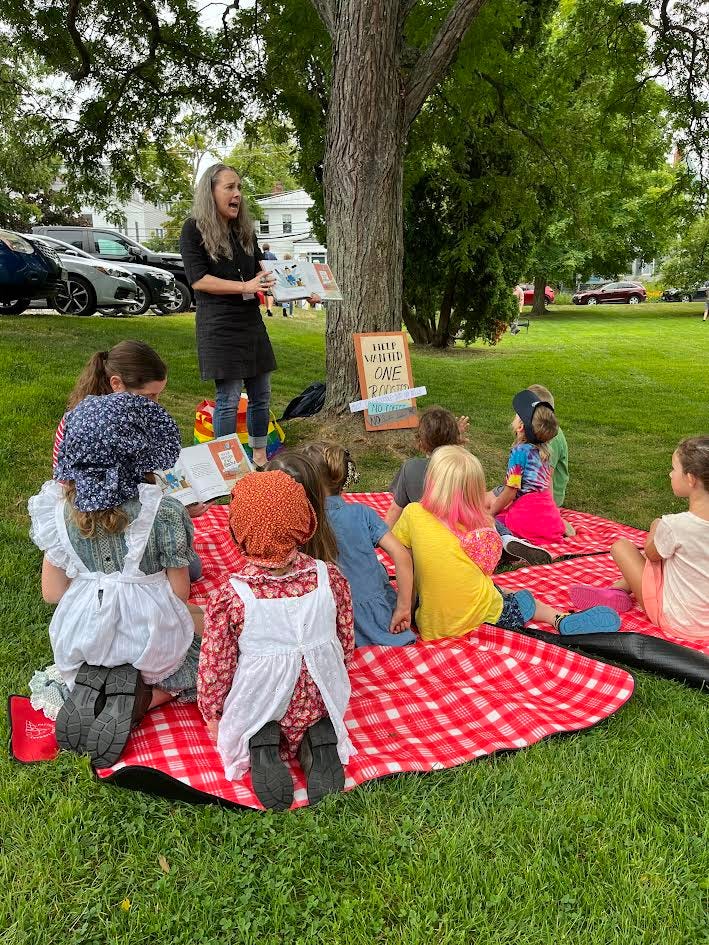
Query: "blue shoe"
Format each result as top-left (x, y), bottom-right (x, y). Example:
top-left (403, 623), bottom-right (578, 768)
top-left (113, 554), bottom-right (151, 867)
top-left (555, 607), bottom-right (621, 635)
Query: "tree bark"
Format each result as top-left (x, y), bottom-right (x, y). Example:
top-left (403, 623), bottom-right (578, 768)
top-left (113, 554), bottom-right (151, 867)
top-left (432, 268), bottom-right (458, 347)
top-left (323, 3), bottom-right (406, 413)
top-left (532, 274), bottom-right (547, 317)
top-left (320, 0), bottom-right (489, 413)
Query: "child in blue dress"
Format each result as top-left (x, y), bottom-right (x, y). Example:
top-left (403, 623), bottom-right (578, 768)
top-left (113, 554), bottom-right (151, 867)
top-left (301, 442), bottom-right (416, 648)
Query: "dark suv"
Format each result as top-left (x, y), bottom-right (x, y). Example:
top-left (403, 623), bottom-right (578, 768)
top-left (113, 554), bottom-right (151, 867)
top-left (0, 228), bottom-right (64, 314)
top-left (572, 281), bottom-right (647, 305)
top-left (32, 226), bottom-right (191, 312)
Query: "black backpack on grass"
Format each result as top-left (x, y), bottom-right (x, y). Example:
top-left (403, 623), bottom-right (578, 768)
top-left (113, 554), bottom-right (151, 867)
top-left (278, 382), bottom-right (326, 421)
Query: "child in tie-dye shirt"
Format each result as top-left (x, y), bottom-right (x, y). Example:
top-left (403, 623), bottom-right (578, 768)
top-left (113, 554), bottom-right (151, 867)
top-left (489, 390), bottom-right (565, 545)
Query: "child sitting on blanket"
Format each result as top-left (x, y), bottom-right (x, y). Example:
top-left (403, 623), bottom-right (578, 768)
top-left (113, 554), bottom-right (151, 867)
top-left (266, 449), bottom-right (339, 563)
top-left (28, 393), bottom-right (203, 768)
top-left (393, 445), bottom-right (621, 640)
top-left (53, 340), bottom-right (206, 579)
top-left (488, 389), bottom-right (565, 546)
top-left (301, 442), bottom-right (417, 649)
top-left (384, 406), bottom-right (469, 528)
top-left (528, 383), bottom-right (575, 539)
top-left (198, 471), bottom-right (355, 810)
top-left (570, 436), bottom-right (709, 642)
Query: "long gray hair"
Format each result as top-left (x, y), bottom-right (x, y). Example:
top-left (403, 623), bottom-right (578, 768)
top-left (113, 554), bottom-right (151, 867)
top-left (191, 163), bottom-right (256, 261)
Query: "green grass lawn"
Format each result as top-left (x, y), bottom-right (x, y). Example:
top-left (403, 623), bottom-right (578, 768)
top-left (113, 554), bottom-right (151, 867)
top-left (0, 304), bottom-right (707, 944)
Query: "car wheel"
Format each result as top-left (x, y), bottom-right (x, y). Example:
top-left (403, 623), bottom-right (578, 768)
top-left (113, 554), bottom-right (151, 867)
top-left (0, 298), bottom-right (31, 315)
top-left (627, 295), bottom-right (641, 304)
top-left (586, 296), bottom-right (598, 305)
top-left (55, 276), bottom-right (97, 317)
top-left (124, 280), bottom-right (151, 316)
top-left (681, 293), bottom-right (691, 303)
top-left (156, 280), bottom-right (191, 314)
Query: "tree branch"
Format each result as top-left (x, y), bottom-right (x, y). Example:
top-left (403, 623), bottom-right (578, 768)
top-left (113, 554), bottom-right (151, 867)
top-left (403, 0), bottom-right (488, 126)
top-left (399, 0), bottom-right (419, 29)
top-left (66, 0), bottom-right (92, 81)
top-left (309, 0), bottom-right (335, 36)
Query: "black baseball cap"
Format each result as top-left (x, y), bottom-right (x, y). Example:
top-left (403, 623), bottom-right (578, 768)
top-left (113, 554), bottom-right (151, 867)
top-left (512, 389), bottom-right (554, 445)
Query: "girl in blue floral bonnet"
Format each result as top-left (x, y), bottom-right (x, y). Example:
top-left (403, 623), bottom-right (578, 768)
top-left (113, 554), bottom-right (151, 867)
top-left (29, 392), bottom-right (202, 768)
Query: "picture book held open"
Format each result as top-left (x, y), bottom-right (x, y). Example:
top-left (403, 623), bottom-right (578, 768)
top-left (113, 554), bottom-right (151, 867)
top-left (260, 259), bottom-right (343, 302)
top-left (156, 435), bottom-right (253, 505)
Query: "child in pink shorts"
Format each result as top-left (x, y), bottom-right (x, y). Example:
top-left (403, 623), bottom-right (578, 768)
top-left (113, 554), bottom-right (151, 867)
top-left (570, 436), bottom-right (709, 642)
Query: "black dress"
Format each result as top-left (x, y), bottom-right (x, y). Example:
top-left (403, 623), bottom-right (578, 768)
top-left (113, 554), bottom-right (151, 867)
top-left (179, 217), bottom-right (277, 381)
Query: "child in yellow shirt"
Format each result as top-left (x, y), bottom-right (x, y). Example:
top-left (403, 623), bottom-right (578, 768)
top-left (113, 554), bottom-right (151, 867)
top-left (393, 446), bottom-right (620, 640)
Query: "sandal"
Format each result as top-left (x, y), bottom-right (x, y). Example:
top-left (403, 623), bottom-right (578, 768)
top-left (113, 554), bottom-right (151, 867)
top-left (55, 663), bottom-right (110, 754)
top-left (249, 721), bottom-right (294, 811)
top-left (554, 607), bottom-right (621, 636)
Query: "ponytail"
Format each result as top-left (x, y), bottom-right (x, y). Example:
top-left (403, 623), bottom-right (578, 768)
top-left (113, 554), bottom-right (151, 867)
top-left (66, 341), bottom-right (167, 409)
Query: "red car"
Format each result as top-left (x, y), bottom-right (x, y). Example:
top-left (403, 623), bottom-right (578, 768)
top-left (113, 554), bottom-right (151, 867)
top-left (520, 283), bottom-right (555, 305)
top-left (572, 281), bottom-right (647, 305)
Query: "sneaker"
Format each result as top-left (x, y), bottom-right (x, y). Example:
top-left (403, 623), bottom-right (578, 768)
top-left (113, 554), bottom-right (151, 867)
top-left (569, 584), bottom-right (633, 614)
top-left (85, 664), bottom-right (152, 768)
top-left (297, 716), bottom-right (344, 805)
top-left (55, 663), bottom-right (110, 754)
top-left (249, 721), bottom-right (294, 811)
top-left (505, 538), bottom-right (553, 566)
top-left (554, 606), bottom-right (621, 635)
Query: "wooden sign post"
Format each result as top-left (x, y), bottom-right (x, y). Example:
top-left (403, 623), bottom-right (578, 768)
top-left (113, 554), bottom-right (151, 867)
top-left (353, 331), bottom-right (419, 431)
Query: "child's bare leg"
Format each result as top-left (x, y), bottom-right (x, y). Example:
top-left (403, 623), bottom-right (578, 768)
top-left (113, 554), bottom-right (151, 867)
top-left (532, 600), bottom-right (567, 627)
top-left (149, 687), bottom-right (174, 710)
top-left (188, 602), bottom-right (204, 637)
top-left (610, 539), bottom-right (645, 607)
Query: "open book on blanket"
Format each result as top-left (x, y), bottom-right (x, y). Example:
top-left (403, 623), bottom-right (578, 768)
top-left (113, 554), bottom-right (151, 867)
top-left (156, 435), bottom-right (253, 506)
top-left (259, 259), bottom-right (343, 302)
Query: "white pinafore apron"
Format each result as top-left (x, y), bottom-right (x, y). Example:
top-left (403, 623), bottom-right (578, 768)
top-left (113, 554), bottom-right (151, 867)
top-left (216, 559), bottom-right (354, 781)
top-left (48, 483), bottom-right (195, 690)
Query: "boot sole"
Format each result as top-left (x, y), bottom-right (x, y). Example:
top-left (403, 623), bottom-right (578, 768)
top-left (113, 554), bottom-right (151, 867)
top-left (86, 665), bottom-right (139, 769)
top-left (301, 717), bottom-right (345, 806)
top-left (249, 722), bottom-right (293, 811)
top-left (55, 664), bottom-right (110, 754)
top-left (506, 540), bottom-right (553, 566)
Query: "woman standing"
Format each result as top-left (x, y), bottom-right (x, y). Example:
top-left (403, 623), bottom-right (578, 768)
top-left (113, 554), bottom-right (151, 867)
top-left (180, 164), bottom-right (277, 469)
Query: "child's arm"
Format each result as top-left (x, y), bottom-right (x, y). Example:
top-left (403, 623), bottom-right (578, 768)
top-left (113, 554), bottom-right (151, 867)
top-left (384, 501), bottom-right (404, 529)
top-left (326, 563), bottom-right (355, 665)
top-left (41, 557), bottom-right (71, 604)
top-left (489, 485), bottom-right (517, 517)
top-left (167, 566), bottom-right (191, 603)
top-left (197, 583), bottom-right (244, 740)
top-left (643, 518), bottom-right (663, 562)
top-left (378, 531), bottom-right (413, 633)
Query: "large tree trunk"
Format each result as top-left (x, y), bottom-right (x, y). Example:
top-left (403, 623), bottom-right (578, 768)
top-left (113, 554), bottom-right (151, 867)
top-left (432, 268), bottom-right (458, 348)
top-left (532, 274), bottom-right (547, 318)
top-left (323, 6), bottom-right (406, 412)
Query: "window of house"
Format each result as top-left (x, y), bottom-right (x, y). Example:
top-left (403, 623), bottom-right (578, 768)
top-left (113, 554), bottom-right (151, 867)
top-left (260, 217), bottom-right (270, 234)
top-left (282, 214), bottom-right (292, 235)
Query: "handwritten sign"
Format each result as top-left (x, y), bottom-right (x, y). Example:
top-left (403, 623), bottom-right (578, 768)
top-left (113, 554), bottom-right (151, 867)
top-left (353, 332), bottom-right (419, 431)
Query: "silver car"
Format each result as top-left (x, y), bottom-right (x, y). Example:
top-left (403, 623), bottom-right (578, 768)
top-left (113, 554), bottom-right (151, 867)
top-left (28, 236), bottom-right (137, 317)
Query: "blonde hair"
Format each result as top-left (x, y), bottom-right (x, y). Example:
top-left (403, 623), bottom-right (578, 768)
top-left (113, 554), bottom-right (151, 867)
top-left (300, 442), bottom-right (351, 495)
top-left (513, 404), bottom-right (557, 462)
top-left (63, 483), bottom-right (129, 538)
top-left (528, 383), bottom-right (555, 410)
top-left (421, 446), bottom-right (492, 532)
top-left (191, 163), bottom-right (256, 262)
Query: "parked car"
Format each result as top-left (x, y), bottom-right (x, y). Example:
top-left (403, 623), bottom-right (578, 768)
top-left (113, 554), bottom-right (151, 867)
top-left (0, 228), bottom-right (64, 315)
top-left (32, 225), bottom-right (191, 312)
top-left (661, 283), bottom-right (709, 303)
top-left (572, 281), bottom-right (647, 305)
top-left (520, 283), bottom-right (555, 305)
top-left (31, 234), bottom-right (179, 315)
top-left (28, 235), bottom-right (137, 317)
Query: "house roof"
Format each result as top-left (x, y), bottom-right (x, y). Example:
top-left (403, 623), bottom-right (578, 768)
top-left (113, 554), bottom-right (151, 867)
top-left (256, 189), bottom-right (314, 209)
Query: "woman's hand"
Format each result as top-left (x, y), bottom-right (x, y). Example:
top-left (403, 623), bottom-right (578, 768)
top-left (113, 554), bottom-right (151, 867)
top-left (243, 271), bottom-right (276, 295)
top-left (306, 293), bottom-right (321, 305)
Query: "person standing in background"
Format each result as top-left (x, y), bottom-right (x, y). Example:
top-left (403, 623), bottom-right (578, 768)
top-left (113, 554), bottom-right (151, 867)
top-left (262, 243), bottom-right (277, 317)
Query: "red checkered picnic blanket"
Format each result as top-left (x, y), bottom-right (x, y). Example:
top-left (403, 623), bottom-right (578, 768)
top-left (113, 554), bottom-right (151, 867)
top-left (86, 629), bottom-right (632, 810)
top-left (188, 493), bottom-right (647, 604)
top-left (496, 554), bottom-right (709, 655)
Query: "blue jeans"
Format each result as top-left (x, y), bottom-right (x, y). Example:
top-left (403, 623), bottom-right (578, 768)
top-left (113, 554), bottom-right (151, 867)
top-left (213, 373), bottom-right (272, 445)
